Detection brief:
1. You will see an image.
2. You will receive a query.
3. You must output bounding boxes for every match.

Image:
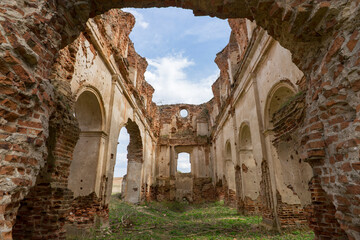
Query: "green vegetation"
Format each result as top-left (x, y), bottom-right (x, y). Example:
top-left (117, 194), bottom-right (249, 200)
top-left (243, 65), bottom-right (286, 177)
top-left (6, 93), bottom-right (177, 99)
top-left (69, 196), bottom-right (314, 240)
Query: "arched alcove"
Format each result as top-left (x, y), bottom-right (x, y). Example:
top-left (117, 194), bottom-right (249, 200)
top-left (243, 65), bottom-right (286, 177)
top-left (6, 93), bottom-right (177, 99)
top-left (68, 90), bottom-right (105, 197)
top-left (266, 84), bottom-right (296, 130)
top-left (238, 123), bottom-right (260, 215)
top-left (74, 91), bottom-right (103, 131)
top-left (224, 141), bottom-right (236, 193)
top-left (264, 82), bottom-right (313, 227)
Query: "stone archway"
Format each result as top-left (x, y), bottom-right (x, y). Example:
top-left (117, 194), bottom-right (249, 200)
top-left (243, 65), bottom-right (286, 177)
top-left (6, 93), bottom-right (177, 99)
top-left (1, 1), bottom-right (360, 239)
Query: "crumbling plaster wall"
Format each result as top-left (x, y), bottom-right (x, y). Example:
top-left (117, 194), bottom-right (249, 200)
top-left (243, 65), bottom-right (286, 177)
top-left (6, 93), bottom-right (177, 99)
top-left (154, 104), bottom-right (214, 202)
top-left (67, 12), bottom-right (157, 206)
top-left (210, 19), bottom-right (313, 227)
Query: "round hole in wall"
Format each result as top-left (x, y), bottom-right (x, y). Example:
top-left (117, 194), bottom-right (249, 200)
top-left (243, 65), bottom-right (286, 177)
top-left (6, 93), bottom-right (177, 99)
top-left (80, 187), bottom-right (83, 190)
top-left (180, 109), bottom-right (188, 118)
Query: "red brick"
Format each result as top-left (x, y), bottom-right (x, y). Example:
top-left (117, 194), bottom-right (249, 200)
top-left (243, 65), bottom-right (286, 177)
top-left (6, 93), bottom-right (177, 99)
top-left (0, 31), bottom-right (6, 44)
top-left (18, 120), bottom-right (42, 129)
top-left (352, 162), bottom-right (360, 170)
top-left (0, 166), bottom-right (15, 175)
top-left (329, 116), bottom-right (345, 126)
top-left (308, 132), bottom-right (322, 140)
top-left (1, 231), bottom-right (12, 240)
top-left (4, 155), bottom-right (19, 163)
top-left (0, 86), bottom-right (17, 95)
top-left (11, 178), bottom-right (31, 186)
top-left (307, 149), bottom-right (325, 158)
top-left (326, 36), bottom-right (345, 62)
top-left (346, 185), bottom-right (360, 195)
top-left (351, 80), bottom-right (360, 92)
top-left (0, 125), bottom-right (16, 133)
top-left (338, 175), bottom-right (348, 183)
top-left (307, 140), bottom-right (325, 149)
top-left (310, 122), bottom-right (324, 131)
top-left (347, 30), bottom-right (359, 52)
top-left (0, 99), bottom-right (17, 110)
top-left (325, 135), bottom-right (338, 145)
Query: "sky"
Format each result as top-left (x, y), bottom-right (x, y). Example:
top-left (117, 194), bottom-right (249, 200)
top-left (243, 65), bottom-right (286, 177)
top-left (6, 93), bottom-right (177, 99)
top-left (114, 7), bottom-right (231, 177)
top-left (124, 7), bottom-right (231, 105)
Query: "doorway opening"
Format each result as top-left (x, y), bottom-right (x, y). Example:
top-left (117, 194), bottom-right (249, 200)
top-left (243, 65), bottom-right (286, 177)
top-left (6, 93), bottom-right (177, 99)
top-left (112, 127), bottom-right (130, 197)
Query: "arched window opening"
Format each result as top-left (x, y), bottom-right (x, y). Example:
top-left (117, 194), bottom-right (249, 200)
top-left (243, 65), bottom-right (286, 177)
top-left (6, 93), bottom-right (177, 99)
top-left (112, 127), bottom-right (130, 195)
top-left (177, 152), bottom-right (191, 173)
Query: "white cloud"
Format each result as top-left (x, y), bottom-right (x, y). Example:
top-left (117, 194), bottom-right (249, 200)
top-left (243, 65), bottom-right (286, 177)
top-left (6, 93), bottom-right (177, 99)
top-left (123, 9), bottom-right (149, 29)
top-left (177, 153), bottom-right (191, 172)
top-left (145, 53), bottom-right (218, 104)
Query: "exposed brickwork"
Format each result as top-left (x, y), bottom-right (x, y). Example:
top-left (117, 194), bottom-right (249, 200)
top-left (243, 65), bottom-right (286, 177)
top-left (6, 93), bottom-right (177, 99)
top-left (192, 177), bottom-right (217, 203)
top-left (242, 196), bottom-right (263, 216)
top-left (306, 176), bottom-right (347, 239)
top-left (272, 91), bottom-right (306, 144)
top-left (13, 120), bottom-right (79, 239)
top-left (221, 177), bottom-right (237, 208)
top-left (0, 1), bottom-right (359, 239)
top-left (152, 177), bottom-right (176, 202)
top-left (276, 191), bottom-right (308, 229)
top-left (259, 160), bottom-right (275, 227)
top-left (67, 192), bottom-right (108, 228)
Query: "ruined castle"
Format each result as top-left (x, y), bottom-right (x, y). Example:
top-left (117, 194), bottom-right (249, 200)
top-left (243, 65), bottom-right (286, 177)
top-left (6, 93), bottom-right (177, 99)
top-left (0, 1), bottom-right (360, 239)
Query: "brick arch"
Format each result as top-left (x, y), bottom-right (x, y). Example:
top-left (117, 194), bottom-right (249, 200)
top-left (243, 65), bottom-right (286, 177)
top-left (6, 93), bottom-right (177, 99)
top-left (0, 1), bottom-right (359, 239)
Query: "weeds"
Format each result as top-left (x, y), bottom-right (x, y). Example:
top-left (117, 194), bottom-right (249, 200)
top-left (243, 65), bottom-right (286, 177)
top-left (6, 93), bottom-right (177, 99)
top-left (68, 196), bottom-right (314, 240)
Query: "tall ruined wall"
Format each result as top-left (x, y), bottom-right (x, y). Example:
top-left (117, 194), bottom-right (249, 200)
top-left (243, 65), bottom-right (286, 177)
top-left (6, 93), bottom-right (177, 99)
top-left (9, 9), bottom-right (159, 237)
top-left (154, 104), bottom-right (216, 202)
top-left (209, 20), bottom-right (315, 229)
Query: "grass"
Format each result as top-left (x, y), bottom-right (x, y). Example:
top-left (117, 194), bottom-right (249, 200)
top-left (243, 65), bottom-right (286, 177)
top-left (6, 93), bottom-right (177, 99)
top-left (69, 196), bottom-right (314, 240)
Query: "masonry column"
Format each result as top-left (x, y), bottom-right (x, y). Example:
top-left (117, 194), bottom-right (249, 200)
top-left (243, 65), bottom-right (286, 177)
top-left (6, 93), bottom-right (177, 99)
top-left (230, 107), bottom-right (245, 214)
top-left (251, 72), bottom-right (281, 231)
top-left (102, 74), bottom-right (119, 204)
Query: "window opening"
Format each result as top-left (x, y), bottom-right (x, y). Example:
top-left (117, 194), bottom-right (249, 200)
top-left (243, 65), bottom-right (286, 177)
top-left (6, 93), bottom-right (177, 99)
top-left (177, 152), bottom-right (191, 173)
top-left (112, 127), bottom-right (130, 195)
top-left (180, 109), bottom-right (188, 118)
